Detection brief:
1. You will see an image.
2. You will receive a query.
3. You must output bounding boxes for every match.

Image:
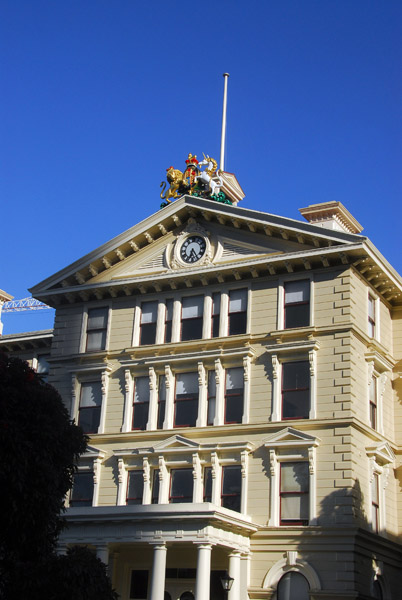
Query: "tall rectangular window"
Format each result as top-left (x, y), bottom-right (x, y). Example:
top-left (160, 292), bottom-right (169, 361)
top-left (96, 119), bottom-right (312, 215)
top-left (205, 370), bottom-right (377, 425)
top-left (369, 376), bottom-right (377, 430)
top-left (130, 570), bottom-right (149, 600)
top-left (207, 370), bottom-right (217, 426)
top-left (282, 361), bottom-right (310, 420)
top-left (70, 472), bottom-right (94, 507)
top-left (126, 471), bottom-right (144, 505)
top-left (174, 372), bottom-right (198, 427)
top-left (203, 467), bottom-right (212, 502)
top-left (280, 462), bottom-right (309, 525)
top-left (132, 376), bottom-right (150, 430)
top-left (78, 381), bottom-right (102, 433)
top-left (228, 289), bottom-right (247, 335)
top-left (157, 375), bottom-right (166, 430)
top-left (371, 472), bottom-right (379, 533)
top-left (164, 299), bottom-right (174, 343)
top-left (151, 470), bottom-right (160, 504)
top-left (140, 301), bottom-right (158, 345)
top-left (212, 293), bottom-right (221, 338)
top-left (221, 465), bottom-right (241, 512)
top-left (181, 296), bottom-right (204, 341)
top-left (169, 469), bottom-right (193, 503)
top-left (368, 294), bottom-right (376, 338)
top-left (86, 307), bottom-right (108, 351)
top-left (284, 280), bottom-right (310, 329)
top-left (224, 367), bottom-right (244, 424)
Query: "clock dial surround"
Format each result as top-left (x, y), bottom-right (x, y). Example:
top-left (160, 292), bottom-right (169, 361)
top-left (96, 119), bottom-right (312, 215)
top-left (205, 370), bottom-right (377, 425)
top-left (179, 236), bottom-right (207, 264)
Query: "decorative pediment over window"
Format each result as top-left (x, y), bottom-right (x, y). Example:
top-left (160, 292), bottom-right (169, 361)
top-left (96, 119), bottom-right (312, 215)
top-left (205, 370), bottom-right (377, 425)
top-left (81, 445), bottom-right (106, 460)
top-left (366, 442), bottom-right (395, 466)
top-left (262, 427), bottom-right (320, 449)
top-left (152, 435), bottom-right (200, 452)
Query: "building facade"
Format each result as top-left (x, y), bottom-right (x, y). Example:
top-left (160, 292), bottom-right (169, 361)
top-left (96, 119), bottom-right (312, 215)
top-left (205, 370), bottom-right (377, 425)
top-left (4, 194), bottom-right (402, 599)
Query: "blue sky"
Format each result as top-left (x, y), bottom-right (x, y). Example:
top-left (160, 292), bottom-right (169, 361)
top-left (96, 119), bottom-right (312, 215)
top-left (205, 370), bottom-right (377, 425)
top-left (1, 1), bottom-right (401, 334)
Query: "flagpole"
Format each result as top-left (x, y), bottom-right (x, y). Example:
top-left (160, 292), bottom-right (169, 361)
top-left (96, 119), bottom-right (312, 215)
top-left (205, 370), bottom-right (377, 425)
top-left (220, 73), bottom-right (230, 172)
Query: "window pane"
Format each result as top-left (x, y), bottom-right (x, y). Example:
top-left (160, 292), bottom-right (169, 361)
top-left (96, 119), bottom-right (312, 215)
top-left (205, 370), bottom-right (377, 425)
top-left (87, 329), bottom-right (107, 351)
top-left (166, 299), bottom-right (174, 321)
top-left (176, 372), bottom-right (198, 395)
top-left (369, 377), bottom-right (377, 404)
top-left (282, 390), bottom-right (309, 419)
top-left (277, 572), bottom-right (309, 600)
top-left (229, 289), bottom-right (247, 312)
top-left (127, 471), bottom-right (144, 505)
top-left (140, 323), bottom-right (157, 345)
top-left (212, 293), bottom-right (221, 314)
top-left (175, 398), bottom-right (198, 427)
top-left (182, 296), bottom-right (204, 319)
top-left (71, 472), bottom-right (93, 506)
top-left (141, 302), bottom-right (158, 324)
top-left (281, 494), bottom-right (309, 520)
top-left (130, 570), bottom-right (149, 600)
top-left (157, 376), bottom-right (166, 429)
top-left (134, 377), bottom-right (150, 403)
top-left (80, 382), bottom-right (102, 407)
top-left (226, 368), bottom-right (244, 390)
top-left (284, 280), bottom-right (310, 303)
top-left (87, 307), bottom-right (108, 329)
top-left (368, 296), bottom-right (375, 319)
top-left (283, 362), bottom-right (309, 390)
top-left (284, 304), bottom-right (310, 329)
top-left (203, 467), bottom-right (212, 502)
top-left (281, 463), bottom-right (309, 493)
top-left (170, 469), bottom-right (193, 503)
top-left (78, 406), bottom-right (101, 433)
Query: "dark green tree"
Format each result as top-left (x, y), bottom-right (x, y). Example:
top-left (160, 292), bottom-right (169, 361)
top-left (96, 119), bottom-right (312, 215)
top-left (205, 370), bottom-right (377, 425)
top-left (0, 352), bottom-right (117, 600)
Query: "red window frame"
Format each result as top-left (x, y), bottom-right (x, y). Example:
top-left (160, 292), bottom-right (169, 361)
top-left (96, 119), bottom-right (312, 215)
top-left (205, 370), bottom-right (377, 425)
top-left (174, 372), bottom-right (198, 428)
top-left (132, 376), bottom-right (150, 431)
top-left (78, 381), bottom-right (102, 434)
top-left (228, 289), bottom-right (247, 336)
top-left (86, 307), bottom-right (108, 352)
top-left (221, 465), bottom-right (241, 512)
top-left (372, 472), bottom-right (379, 533)
top-left (126, 471), bottom-right (144, 505)
top-left (224, 368), bottom-right (244, 424)
top-left (180, 296), bottom-right (204, 341)
top-left (140, 301), bottom-right (158, 346)
top-left (368, 293), bottom-right (376, 337)
top-left (70, 472), bottom-right (94, 507)
top-left (369, 376), bottom-right (377, 430)
top-left (169, 469), bottom-right (193, 503)
top-left (281, 361), bottom-right (310, 420)
top-left (279, 462), bottom-right (309, 526)
top-left (284, 280), bottom-right (310, 329)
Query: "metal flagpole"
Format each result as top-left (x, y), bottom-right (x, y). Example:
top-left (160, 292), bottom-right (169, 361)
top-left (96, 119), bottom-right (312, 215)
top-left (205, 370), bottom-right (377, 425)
top-left (220, 73), bottom-right (230, 172)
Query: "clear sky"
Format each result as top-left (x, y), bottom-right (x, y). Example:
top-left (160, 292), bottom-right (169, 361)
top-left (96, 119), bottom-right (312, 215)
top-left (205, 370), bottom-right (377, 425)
top-left (1, 0), bottom-right (401, 334)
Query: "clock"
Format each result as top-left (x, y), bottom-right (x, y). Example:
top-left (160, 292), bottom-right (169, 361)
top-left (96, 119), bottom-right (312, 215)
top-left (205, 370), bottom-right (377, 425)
top-left (180, 235), bottom-right (207, 264)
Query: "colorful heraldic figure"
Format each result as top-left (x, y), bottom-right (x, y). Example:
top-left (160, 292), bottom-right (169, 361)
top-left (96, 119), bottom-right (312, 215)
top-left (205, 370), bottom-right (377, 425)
top-left (160, 153), bottom-right (230, 207)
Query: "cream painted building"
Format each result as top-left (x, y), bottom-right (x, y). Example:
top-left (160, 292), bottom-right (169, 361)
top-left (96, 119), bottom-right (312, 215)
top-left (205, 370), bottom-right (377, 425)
top-left (3, 194), bottom-right (402, 599)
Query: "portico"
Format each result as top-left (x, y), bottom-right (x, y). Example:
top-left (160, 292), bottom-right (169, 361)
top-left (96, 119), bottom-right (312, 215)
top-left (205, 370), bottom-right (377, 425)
top-left (59, 503), bottom-right (256, 600)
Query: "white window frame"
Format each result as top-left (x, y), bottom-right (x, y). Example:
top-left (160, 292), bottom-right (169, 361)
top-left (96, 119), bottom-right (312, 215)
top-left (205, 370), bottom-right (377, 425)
top-left (277, 276), bottom-right (314, 331)
top-left (366, 442), bottom-right (395, 535)
top-left (263, 427), bottom-right (319, 527)
top-left (122, 368), bottom-right (156, 433)
top-left (79, 304), bottom-right (112, 354)
top-left (71, 365), bottom-right (111, 434)
top-left (268, 343), bottom-right (318, 422)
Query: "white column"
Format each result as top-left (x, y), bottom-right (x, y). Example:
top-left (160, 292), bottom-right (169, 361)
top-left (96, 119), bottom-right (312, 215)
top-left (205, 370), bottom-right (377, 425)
top-left (163, 365), bottom-right (174, 430)
top-left (96, 544), bottom-right (109, 566)
top-left (213, 359), bottom-right (225, 426)
top-left (228, 551), bottom-right (241, 600)
top-left (147, 367), bottom-right (158, 430)
top-left (240, 553), bottom-right (251, 600)
top-left (203, 294), bottom-right (212, 339)
top-left (171, 299), bottom-right (181, 343)
top-left (122, 369), bottom-right (133, 432)
top-left (195, 544), bottom-right (212, 600)
top-left (156, 300), bottom-right (165, 345)
top-left (220, 292), bottom-right (229, 336)
top-left (149, 543), bottom-right (167, 600)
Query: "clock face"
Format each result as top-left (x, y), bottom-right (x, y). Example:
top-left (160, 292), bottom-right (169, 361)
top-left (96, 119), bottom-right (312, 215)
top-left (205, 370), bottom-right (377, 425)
top-left (180, 236), bottom-right (207, 264)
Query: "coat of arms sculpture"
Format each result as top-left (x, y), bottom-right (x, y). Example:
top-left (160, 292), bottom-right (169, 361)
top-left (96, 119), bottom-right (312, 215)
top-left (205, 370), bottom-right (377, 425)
top-left (160, 153), bottom-right (231, 208)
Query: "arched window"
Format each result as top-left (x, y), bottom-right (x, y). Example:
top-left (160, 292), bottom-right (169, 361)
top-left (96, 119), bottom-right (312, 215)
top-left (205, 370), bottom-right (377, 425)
top-left (180, 592), bottom-right (194, 600)
top-left (277, 572), bottom-right (309, 600)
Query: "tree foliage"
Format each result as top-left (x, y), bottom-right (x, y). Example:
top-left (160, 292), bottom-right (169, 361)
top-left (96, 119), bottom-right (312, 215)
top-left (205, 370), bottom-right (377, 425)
top-left (0, 352), bottom-right (118, 599)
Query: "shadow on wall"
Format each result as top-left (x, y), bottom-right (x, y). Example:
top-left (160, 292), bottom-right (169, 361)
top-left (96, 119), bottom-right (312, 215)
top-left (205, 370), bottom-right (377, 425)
top-left (317, 478), bottom-right (367, 528)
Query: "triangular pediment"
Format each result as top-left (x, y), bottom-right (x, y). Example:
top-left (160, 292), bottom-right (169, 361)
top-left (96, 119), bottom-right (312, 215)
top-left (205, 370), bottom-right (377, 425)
top-left (366, 442), bottom-right (395, 465)
top-left (29, 195), bottom-right (370, 306)
top-left (81, 445), bottom-right (105, 459)
top-left (152, 435), bottom-right (200, 452)
top-left (263, 427), bottom-right (320, 448)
